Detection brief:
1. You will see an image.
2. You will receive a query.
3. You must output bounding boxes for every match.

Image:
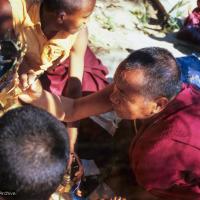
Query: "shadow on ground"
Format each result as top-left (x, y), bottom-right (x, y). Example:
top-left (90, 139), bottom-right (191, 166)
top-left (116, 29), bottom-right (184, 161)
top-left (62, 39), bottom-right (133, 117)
top-left (149, 32), bottom-right (200, 57)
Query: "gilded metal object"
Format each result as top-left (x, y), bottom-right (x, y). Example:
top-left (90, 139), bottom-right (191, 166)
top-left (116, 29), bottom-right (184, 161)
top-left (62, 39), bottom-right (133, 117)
top-left (0, 35), bottom-right (27, 116)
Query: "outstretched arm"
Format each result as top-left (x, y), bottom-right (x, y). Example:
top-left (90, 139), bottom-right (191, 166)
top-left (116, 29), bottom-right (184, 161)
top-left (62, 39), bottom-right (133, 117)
top-left (63, 83), bottom-right (114, 121)
top-left (19, 80), bottom-right (114, 122)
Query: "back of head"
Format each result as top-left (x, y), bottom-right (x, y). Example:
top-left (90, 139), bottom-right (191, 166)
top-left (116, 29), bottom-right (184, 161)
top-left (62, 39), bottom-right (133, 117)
top-left (43, 0), bottom-right (95, 14)
top-left (0, 106), bottom-right (68, 200)
top-left (116, 47), bottom-right (181, 100)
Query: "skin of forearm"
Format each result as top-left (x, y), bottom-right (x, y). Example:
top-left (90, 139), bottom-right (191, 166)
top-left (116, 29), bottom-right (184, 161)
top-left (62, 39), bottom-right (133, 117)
top-left (64, 78), bottom-right (82, 152)
top-left (63, 84), bottom-right (114, 122)
top-left (67, 127), bottom-right (78, 153)
top-left (27, 83), bottom-right (114, 123)
top-left (31, 90), bottom-right (66, 121)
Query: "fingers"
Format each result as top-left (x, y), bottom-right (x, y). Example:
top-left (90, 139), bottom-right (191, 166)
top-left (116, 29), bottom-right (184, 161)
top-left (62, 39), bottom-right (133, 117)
top-left (20, 73), bottom-right (29, 89)
top-left (29, 79), bottom-right (42, 93)
top-left (74, 166), bottom-right (84, 182)
top-left (18, 79), bottom-right (43, 104)
top-left (73, 153), bottom-right (84, 181)
top-left (27, 70), bottom-right (37, 86)
top-left (19, 70), bottom-right (37, 91)
top-left (67, 153), bottom-right (84, 183)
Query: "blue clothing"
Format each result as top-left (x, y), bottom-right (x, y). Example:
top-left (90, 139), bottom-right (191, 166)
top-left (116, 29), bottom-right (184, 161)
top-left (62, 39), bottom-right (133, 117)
top-left (177, 55), bottom-right (200, 88)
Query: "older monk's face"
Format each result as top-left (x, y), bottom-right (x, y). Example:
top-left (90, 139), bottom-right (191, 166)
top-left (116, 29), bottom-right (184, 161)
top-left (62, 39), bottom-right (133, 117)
top-left (110, 69), bottom-right (162, 120)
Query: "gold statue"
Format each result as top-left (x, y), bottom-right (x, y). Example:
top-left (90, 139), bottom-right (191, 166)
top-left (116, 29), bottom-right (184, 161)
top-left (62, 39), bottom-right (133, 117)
top-left (0, 34), bottom-right (26, 116)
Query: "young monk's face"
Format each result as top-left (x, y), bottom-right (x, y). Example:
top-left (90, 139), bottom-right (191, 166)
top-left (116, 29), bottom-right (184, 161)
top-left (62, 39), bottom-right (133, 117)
top-left (59, 0), bottom-right (95, 34)
top-left (110, 69), bottom-right (160, 120)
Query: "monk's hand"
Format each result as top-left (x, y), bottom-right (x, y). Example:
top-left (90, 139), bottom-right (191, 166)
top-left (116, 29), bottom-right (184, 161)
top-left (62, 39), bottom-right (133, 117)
top-left (18, 75), bottom-right (43, 104)
top-left (19, 70), bottom-right (38, 90)
top-left (67, 152), bottom-right (84, 183)
top-left (73, 153), bottom-right (84, 183)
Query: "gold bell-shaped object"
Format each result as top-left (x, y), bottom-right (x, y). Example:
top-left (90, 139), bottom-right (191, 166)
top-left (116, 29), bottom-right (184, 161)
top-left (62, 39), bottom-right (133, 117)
top-left (57, 169), bottom-right (73, 194)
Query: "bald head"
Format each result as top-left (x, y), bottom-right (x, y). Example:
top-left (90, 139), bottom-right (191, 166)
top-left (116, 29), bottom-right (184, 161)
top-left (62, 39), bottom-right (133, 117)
top-left (43, 0), bottom-right (96, 15)
top-left (115, 47), bottom-right (181, 100)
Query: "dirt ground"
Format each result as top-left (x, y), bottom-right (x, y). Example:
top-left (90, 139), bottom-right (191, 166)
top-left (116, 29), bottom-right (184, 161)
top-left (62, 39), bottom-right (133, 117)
top-left (88, 0), bottom-right (199, 77)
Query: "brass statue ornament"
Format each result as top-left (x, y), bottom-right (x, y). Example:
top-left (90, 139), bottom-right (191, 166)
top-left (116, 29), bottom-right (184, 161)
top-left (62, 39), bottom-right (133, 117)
top-left (0, 35), bottom-right (27, 116)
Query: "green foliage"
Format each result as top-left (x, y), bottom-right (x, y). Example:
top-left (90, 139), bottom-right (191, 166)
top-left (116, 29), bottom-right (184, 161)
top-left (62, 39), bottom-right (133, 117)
top-left (131, 0), bottom-right (190, 33)
top-left (95, 14), bottom-right (115, 31)
top-left (163, 16), bottom-right (181, 32)
top-left (163, 0), bottom-right (189, 32)
top-left (130, 2), bottom-right (151, 26)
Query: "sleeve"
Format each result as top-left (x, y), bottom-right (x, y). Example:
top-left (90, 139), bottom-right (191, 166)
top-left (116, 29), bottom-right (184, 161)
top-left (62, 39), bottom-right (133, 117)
top-left (134, 137), bottom-right (200, 200)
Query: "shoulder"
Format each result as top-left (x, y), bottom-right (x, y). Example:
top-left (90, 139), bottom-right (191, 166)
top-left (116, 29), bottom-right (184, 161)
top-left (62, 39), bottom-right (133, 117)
top-left (168, 84), bottom-right (200, 138)
top-left (132, 91), bottom-right (200, 162)
top-left (163, 84), bottom-right (200, 137)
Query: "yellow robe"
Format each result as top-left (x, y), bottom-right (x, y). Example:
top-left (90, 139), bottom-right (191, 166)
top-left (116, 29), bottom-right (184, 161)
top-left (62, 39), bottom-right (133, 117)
top-left (9, 0), bottom-right (78, 75)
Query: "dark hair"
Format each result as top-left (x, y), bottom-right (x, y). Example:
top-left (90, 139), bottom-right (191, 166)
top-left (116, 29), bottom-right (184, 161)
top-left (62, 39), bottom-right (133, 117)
top-left (43, 0), bottom-right (93, 14)
top-left (0, 106), bottom-right (68, 200)
top-left (116, 47), bottom-right (181, 100)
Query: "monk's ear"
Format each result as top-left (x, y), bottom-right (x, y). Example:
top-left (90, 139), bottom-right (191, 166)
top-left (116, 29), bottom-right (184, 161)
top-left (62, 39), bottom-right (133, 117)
top-left (57, 11), bottom-right (67, 24)
top-left (152, 97), bottom-right (169, 114)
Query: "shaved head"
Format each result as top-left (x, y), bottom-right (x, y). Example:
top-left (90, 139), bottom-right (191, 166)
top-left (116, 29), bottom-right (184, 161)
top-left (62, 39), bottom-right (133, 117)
top-left (115, 47), bottom-right (181, 100)
top-left (43, 0), bottom-right (96, 14)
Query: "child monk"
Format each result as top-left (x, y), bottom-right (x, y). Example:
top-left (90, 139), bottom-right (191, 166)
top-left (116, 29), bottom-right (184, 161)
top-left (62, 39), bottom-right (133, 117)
top-left (0, 0), bottom-right (108, 161)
